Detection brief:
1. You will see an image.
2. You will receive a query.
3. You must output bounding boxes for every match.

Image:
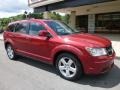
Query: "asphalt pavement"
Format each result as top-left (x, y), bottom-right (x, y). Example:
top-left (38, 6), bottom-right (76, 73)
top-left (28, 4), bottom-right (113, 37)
top-left (0, 40), bottom-right (120, 90)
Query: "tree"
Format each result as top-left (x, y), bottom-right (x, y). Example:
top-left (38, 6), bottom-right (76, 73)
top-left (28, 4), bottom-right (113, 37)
top-left (50, 12), bottom-right (61, 20)
top-left (0, 12), bottom-right (70, 30)
top-left (61, 14), bottom-right (70, 24)
top-left (28, 13), bottom-right (43, 19)
top-left (0, 13), bottom-right (44, 30)
top-left (0, 18), bottom-right (11, 30)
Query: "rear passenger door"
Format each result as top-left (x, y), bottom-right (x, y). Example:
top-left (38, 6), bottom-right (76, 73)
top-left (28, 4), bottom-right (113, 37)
top-left (13, 22), bottom-right (30, 54)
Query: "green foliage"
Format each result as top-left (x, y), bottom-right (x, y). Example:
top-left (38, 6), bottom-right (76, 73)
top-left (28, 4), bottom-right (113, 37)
top-left (50, 12), bottom-right (61, 20)
top-left (49, 12), bottom-right (70, 24)
top-left (0, 12), bottom-right (70, 30)
top-left (29, 13), bottom-right (43, 19)
top-left (61, 14), bottom-right (70, 24)
top-left (0, 13), bottom-right (43, 30)
top-left (0, 18), bottom-right (11, 30)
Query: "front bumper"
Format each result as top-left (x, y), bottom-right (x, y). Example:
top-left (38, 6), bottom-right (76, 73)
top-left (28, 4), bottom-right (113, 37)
top-left (84, 52), bottom-right (115, 75)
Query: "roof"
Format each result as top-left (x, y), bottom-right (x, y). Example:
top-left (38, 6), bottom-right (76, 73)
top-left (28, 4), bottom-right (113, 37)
top-left (8, 19), bottom-right (55, 25)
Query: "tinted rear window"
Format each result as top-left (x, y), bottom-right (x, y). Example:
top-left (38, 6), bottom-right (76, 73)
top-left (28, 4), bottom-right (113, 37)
top-left (14, 22), bottom-right (29, 34)
top-left (7, 24), bottom-right (15, 32)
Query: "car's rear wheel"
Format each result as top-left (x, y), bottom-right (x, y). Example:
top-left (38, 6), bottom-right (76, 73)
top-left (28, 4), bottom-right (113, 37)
top-left (6, 44), bottom-right (17, 60)
top-left (56, 53), bottom-right (83, 81)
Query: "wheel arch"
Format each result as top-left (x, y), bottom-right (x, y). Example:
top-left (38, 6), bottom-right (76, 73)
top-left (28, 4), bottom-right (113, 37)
top-left (53, 50), bottom-right (84, 73)
top-left (5, 42), bottom-right (11, 49)
top-left (4, 38), bottom-right (14, 50)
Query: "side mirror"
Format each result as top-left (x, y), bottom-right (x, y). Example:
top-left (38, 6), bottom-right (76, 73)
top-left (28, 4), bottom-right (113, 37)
top-left (38, 30), bottom-right (52, 39)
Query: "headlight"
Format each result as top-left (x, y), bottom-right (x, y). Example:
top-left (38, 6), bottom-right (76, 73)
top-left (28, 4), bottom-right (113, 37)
top-left (86, 47), bottom-right (107, 56)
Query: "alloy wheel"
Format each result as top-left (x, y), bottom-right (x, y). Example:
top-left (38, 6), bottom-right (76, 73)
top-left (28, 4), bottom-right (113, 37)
top-left (7, 45), bottom-right (14, 59)
top-left (58, 57), bottom-right (77, 78)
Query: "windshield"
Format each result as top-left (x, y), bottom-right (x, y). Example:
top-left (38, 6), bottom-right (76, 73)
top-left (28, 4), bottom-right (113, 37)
top-left (44, 21), bottom-right (79, 35)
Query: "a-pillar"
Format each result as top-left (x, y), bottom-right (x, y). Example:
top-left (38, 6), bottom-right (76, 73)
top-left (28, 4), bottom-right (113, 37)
top-left (69, 11), bottom-right (76, 29)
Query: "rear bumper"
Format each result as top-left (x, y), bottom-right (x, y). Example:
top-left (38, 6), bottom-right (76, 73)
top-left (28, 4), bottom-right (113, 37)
top-left (83, 52), bottom-right (115, 75)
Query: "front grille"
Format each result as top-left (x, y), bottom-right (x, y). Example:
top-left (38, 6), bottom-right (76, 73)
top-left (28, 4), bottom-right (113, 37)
top-left (106, 45), bottom-right (113, 56)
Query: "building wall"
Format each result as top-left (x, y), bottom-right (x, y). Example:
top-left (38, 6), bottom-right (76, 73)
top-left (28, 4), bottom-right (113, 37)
top-left (74, 1), bottom-right (120, 15)
top-left (76, 12), bottom-right (120, 33)
top-left (33, 0), bottom-right (113, 13)
top-left (29, 0), bottom-right (120, 33)
top-left (55, 0), bottom-right (120, 33)
top-left (55, 0), bottom-right (120, 15)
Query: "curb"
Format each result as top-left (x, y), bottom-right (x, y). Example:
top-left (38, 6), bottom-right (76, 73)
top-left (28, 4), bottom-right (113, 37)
top-left (0, 34), bottom-right (3, 41)
top-left (0, 37), bottom-right (3, 41)
top-left (0, 39), bottom-right (3, 41)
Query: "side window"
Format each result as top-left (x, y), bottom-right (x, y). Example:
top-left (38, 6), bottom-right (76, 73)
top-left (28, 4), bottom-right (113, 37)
top-left (29, 22), bottom-right (45, 36)
top-left (7, 24), bottom-right (15, 32)
top-left (15, 22), bottom-right (28, 34)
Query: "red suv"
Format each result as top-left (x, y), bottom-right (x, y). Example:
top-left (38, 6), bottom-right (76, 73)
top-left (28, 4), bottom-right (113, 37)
top-left (4, 19), bottom-right (115, 81)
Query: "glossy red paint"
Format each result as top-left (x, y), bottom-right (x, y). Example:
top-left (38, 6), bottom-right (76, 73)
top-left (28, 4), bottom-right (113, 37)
top-left (3, 19), bottom-right (115, 75)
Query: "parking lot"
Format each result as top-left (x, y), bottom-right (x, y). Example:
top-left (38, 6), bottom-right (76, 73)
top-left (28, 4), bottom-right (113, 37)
top-left (0, 34), bottom-right (120, 90)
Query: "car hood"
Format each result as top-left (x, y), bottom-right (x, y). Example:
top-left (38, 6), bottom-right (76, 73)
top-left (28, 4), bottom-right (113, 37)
top-left (61, 33), bottom-right (111, 47)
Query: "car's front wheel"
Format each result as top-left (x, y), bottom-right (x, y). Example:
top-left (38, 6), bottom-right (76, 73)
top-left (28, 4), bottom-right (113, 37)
top-left (6, 44), bottom-right (17, 60)
top-left (56, 53), bottom-right (83, 81)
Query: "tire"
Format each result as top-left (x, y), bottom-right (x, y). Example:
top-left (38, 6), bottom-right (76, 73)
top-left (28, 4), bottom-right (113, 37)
top-left (56, 53), bottom-right (83, 81)
top-left (6, 44), bottom-right (17, 60)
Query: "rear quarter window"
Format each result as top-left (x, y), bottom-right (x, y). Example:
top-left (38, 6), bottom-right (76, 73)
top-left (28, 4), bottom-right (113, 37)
top-left (7, 24), bottom-right (15, 32)
top-left (14, 22), bottom-right (29, 34)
